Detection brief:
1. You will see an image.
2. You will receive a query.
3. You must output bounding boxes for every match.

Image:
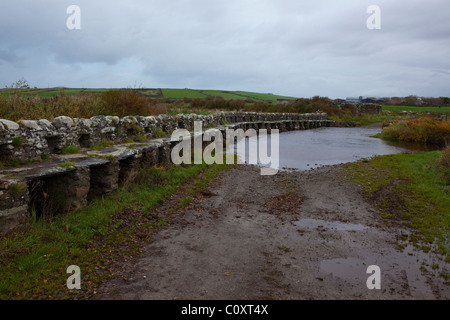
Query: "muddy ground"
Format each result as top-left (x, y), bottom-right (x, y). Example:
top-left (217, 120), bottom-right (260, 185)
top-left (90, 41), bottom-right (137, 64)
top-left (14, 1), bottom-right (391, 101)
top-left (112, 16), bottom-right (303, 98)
top-left (97, 164), bottom-right (449, 300)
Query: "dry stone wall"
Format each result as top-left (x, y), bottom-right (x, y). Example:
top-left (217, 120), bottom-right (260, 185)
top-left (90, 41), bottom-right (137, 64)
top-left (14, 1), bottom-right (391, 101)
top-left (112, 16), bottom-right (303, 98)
top-left (0, 112), bottom-right (328, 163)
top-left (0, 111), bottom-right (332, 236)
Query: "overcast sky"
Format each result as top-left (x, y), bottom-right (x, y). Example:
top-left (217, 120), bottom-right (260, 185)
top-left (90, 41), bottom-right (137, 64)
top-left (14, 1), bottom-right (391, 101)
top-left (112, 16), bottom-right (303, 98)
top-left (1, 0), bottom-right (449, 99)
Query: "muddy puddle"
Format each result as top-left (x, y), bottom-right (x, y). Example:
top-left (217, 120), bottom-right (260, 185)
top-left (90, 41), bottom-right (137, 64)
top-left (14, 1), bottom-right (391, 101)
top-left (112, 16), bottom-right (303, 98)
top-left (294, 218), bottom-right (369, 231)
top-left (289, 215), bottom-right (447, 298)
top-left (318, 244), bottom-right (442, 298)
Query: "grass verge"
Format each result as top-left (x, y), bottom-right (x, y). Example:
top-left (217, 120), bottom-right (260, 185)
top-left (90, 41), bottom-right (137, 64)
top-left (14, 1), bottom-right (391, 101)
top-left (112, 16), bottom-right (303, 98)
top-left (383, 105), bottom-right (450, 113)
top-left (329, 111), bottom-right (409, 126)
top-left (0, 161), bottom-right (231, 299)
top-left (343, 151), bottom-right (450, 274)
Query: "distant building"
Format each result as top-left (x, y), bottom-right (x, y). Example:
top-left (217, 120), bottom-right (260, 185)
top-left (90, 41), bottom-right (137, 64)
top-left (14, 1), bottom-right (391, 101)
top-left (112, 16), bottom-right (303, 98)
top-left (346, 96), bottom-right (385, 104)
top-left (361, 98), bottom-right (378, 104)
top-left (346, 96), bottom-right (363, 103)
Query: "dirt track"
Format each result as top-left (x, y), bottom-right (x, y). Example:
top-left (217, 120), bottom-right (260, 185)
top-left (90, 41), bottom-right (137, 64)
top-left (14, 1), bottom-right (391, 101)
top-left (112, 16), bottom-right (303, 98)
top-left (97, 164), bottom-right (449, 300)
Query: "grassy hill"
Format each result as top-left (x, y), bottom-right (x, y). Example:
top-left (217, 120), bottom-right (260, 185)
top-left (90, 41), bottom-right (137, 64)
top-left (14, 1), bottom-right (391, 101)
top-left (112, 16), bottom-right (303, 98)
top-left (160, 89), bottom-right (297, 102)
top-left (0, 87), bottom-right (298, 102)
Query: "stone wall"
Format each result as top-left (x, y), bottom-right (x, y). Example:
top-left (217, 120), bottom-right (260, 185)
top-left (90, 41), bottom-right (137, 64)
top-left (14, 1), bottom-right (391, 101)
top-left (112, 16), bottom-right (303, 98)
top-left (0, 112), bottom-right (328, 163)
top-left (0, 111), bottom-right (333, 236)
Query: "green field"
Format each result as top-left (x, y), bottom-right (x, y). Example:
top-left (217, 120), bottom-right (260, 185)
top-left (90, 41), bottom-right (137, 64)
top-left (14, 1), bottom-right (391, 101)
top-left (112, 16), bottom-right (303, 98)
top-left (160, 88), bottom-right (209, 99)
top-left (383, 105), bottom-right (450, 113)
top-left (234, 91), bottom-right (297, 102)
top-left (160, 88), bottom-right (297, 101)
top-left (0, 87), bottom-right (298, 102)
top-left (199, 90), bottom-right (248, 100)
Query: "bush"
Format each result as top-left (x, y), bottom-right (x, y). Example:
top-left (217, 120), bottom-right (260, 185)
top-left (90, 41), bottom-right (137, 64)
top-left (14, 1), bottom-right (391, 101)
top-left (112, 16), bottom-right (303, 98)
top-left (380, 117), bottom-right (450, 146)
top-left (0, 92), bottom-right (105, 121)
top-left (228, 100), bottom-right (246, 110)
top-left (191, 98), bottom-right (206, 109)
top-left (250, 101), bottom-right (271, 112)
top-left (101, 89), bottom-right (150, 116)
top-left (0, 89), bottom-right (170, 121)
top-left (205, 98), bottom-right (229, 110)
top-left (151, 103), bottom-right (169, 115)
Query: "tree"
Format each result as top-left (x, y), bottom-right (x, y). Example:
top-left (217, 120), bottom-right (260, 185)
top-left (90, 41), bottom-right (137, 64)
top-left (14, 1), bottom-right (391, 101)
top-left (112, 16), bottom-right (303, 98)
top-left (404, 95), bottom-right (418, 106)
top-left (6, 78), bottom-right (30, 90)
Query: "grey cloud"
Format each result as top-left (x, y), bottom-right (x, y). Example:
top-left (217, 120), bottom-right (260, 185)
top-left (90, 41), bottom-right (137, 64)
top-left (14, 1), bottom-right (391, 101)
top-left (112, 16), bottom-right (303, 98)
top-left (0, 0), bottom-right (449, 98)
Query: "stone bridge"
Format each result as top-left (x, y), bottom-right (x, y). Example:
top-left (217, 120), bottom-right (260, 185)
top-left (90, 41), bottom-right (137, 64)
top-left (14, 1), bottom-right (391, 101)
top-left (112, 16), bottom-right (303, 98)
top-left (0, 112), bottom-right (333, 236)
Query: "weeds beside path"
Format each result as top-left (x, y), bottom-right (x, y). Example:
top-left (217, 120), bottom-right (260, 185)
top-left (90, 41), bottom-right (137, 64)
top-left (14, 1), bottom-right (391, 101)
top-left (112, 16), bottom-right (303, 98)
top-left (0, 162), bottom-right (231, 299)
top-left (343, 152), bottom-right (450, 275)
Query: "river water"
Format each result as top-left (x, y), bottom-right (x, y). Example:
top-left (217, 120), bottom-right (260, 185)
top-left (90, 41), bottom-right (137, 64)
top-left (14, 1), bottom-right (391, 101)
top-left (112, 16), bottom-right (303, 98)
top-left (233, 126), bottom-right (418, 171)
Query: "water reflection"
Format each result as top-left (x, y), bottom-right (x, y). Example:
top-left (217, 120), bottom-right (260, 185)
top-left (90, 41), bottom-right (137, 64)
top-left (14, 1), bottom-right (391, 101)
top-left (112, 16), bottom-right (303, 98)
top-left (233, 127), bottom-right (422, 171)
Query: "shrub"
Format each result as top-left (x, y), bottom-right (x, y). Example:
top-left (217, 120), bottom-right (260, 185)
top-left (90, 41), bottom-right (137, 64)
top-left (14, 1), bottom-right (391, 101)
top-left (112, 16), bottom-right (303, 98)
top-left (250, 101), bottom-right (271, 112)
top-left (12, 136), bottom-right (23, 148)
top-left (61, 144), bottom-right (80, 154)
top-left (0, 91), bottom-right (105, 121)
top-left (40, 153), bottom-right (50, 160)
top-left (132, 135), bottom-right (147, 142)
top-left (154, 128), bottom-right (166, 138)
top-left (101, 89), bottom-right (150, 117)
top-left (151, 103), bottom-right (169, 115)
top-left (205, 98), bottom-right (229, 110)
top-left (100, 89), bottom-right (169, 117)
top-left (92, 139), bottom-right (115, 150)
top-left (228, 100), bottom-right (246, 110)
top-left (8, 182), bottom-right (27, 196)
top-left (191, 98), bottom-right (206, 109)
top-left (380, 117), bottom-right (450, 146)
